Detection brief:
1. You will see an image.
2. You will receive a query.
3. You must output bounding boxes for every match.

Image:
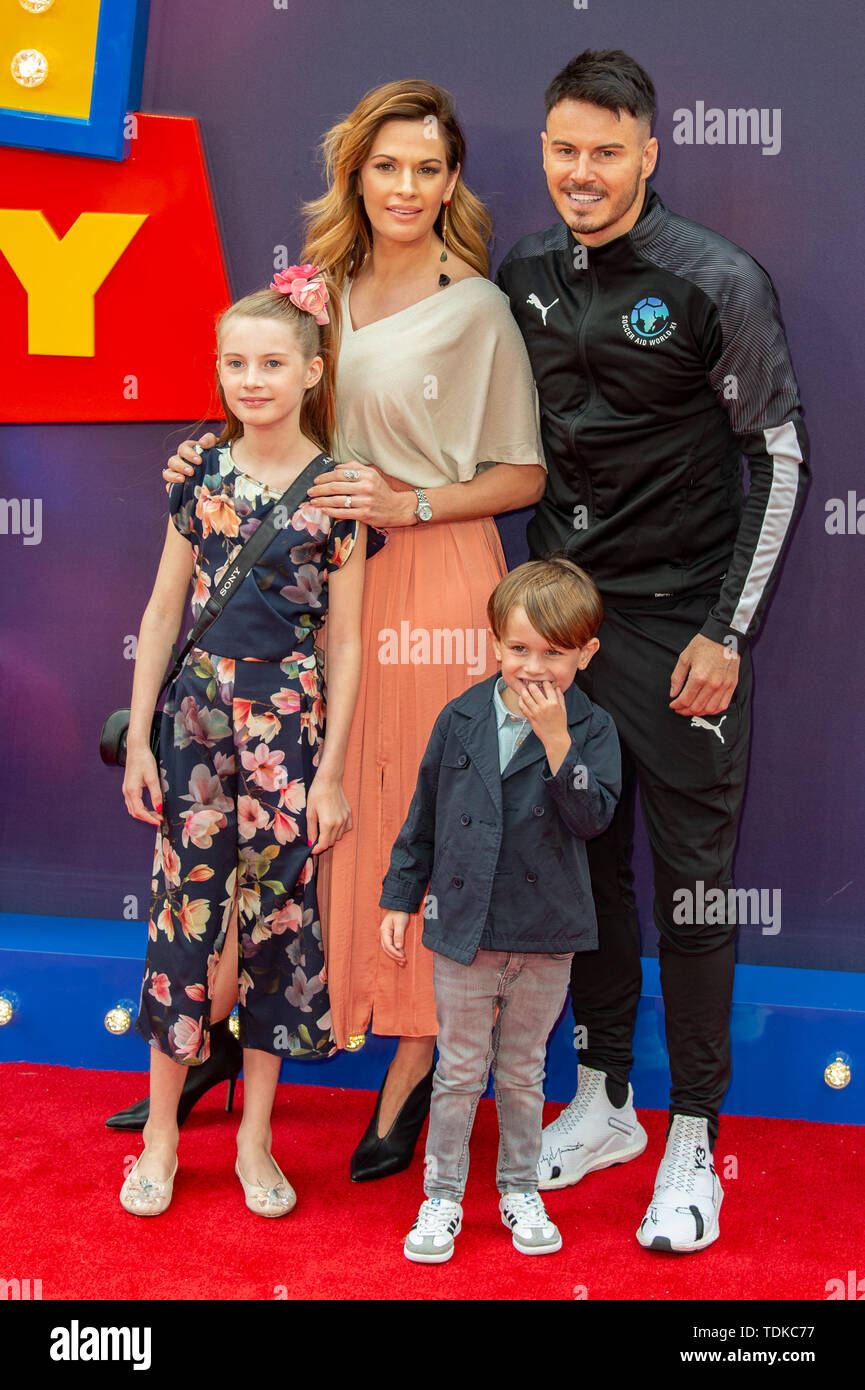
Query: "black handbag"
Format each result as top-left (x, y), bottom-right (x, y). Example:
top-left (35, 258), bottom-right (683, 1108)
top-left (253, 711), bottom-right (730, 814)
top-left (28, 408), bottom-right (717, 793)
top-left (99, 455), bottom-right (325, 767)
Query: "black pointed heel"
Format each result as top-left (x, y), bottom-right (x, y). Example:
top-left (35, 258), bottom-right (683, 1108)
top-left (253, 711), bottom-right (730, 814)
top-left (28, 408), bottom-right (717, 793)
top-left (350, 1064), bottom-right (435, 1182)
top-left (105, 1019), bottom-right (243, 1132)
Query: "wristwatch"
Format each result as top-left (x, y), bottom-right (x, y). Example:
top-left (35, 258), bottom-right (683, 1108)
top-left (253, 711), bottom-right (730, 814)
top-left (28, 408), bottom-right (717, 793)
top-left (413, 487), bottom-right (433, 522)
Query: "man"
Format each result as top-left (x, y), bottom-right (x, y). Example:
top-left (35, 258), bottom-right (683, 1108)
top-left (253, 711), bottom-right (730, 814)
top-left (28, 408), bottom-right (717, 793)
top-left (495, 49), bottom-right (808, 1252)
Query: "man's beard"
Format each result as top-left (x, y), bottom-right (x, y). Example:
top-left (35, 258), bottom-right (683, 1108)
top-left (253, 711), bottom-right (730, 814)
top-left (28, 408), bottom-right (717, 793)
top-left (557, 170), bottom-right (643, 236)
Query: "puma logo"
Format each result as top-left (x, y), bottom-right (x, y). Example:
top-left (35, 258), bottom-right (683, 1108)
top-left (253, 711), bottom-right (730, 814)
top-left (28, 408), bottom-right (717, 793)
top-left (690, 715), bottom-right (727, 743)
top-left (526, 292), bottom-right (560, 326)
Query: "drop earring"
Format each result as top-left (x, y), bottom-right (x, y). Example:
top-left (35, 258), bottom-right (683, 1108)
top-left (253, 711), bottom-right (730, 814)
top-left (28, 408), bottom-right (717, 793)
top-left (438, 200), bottom-right (451, 287)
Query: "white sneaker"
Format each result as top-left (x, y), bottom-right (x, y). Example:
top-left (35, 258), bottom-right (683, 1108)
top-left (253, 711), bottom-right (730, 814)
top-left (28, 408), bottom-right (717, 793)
top-left (636, 1114), bottom-right (723, 1253)
top-left (538, 1064), bottom-right (648, 1190)
top-left (404, 1198), bottom-right (463, 1264)
top-left (500, 1191), bottom-right (562, 1255)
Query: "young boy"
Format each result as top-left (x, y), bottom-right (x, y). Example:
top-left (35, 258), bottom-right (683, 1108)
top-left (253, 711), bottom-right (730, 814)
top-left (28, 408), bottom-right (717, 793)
top-left (379, 558), bottom-right (621, 1263)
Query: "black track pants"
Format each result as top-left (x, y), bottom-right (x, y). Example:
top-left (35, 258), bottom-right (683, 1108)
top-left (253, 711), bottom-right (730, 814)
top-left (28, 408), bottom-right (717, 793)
top-left (570, 594), bottom-right (752, 1142)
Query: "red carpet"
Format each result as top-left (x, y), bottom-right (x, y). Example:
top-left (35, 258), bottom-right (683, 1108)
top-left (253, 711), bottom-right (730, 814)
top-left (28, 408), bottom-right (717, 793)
top-left (2, 1062), bottom-right (861, 1301)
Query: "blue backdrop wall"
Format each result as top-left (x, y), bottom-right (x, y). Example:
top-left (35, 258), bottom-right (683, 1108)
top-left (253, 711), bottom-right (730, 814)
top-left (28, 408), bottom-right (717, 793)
top-left (1, 0), bottom-right (863, 988)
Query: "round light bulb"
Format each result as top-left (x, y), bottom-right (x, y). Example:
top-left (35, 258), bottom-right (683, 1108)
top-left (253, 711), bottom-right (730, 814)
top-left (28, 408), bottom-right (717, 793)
top-left (104, 1005), bottom-right (133, 1035)
top-left (824, 1054), bottom-right (852, 1090)
top-left (11, 49), bottom-right (48, 88)
top-left (345, 1032), bottom-right (366, 1052)
top-left (227, 1011), bottom-right (240, 1039)
top-left (0, 996), bottom-right (14, 1027)
top-left (19, 1), bottom-right (56, 14)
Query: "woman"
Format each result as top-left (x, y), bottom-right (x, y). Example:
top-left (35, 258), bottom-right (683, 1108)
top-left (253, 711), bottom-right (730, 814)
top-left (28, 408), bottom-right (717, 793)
top-left (109, 80), bottom-right (546, 1181)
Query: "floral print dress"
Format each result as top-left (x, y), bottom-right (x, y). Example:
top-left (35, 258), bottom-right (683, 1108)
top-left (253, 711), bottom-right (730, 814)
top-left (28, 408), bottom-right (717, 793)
top-left (136, 444), bottom-right (385, 1064)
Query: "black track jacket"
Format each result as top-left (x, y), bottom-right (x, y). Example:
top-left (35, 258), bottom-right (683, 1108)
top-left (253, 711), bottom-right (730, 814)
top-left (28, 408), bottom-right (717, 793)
top-left (495, 188), bottom-right (809, 647)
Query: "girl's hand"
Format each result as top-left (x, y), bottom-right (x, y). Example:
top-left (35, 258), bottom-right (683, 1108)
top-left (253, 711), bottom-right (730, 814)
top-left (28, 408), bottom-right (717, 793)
top-left (307, 463), bottom-right (416, 529)
top-left (122, 749), bottom-right (163, 826)
top-left (162, 432), bottom-right (217, 489)
top-left (380, 911), bottom-right (411, 966)
top-left (306, 774), bottom-right (353, 855)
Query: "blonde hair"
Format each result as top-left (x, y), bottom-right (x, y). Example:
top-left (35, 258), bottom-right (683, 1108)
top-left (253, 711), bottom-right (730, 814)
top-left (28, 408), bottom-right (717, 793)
top-left (301, 79), bottom-right (493, 287)
top-left (214, 278), bottom-right (341, 455)
top-left (488, 557), bottom-right (604, 650)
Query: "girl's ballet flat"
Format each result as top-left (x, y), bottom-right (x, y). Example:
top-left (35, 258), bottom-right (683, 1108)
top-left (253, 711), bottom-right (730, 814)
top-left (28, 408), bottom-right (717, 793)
top-left (235, 1156), bottom-right (296, 1217)
top-left (119, 1154), bottom-right (178, 1217)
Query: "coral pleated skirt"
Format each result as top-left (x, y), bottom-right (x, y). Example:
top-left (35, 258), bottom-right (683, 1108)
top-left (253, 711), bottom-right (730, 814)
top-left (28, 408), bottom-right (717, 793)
top-left (319, 484), bottom-right (507, 1047)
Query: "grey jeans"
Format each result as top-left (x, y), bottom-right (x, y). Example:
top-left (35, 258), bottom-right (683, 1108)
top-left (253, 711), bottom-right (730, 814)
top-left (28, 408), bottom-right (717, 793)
top-left (424, 949), bottom-right (573, 1201)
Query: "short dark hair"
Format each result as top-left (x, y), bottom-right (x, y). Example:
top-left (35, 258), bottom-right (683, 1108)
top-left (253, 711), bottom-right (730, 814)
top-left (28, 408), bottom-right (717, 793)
top-left (544, 49), bottom-right (656, 128)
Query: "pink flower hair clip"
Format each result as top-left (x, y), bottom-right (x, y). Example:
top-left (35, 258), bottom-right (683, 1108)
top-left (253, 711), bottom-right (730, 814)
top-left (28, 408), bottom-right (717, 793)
top-left (270, 264), bottom-right (330, 325)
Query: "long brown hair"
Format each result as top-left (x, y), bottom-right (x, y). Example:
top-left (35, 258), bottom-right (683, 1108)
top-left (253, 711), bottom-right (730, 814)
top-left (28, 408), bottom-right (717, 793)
top-left (301, 80), bottom-right (493, 287)
top-left (214, 277), bottom-right (341, 456)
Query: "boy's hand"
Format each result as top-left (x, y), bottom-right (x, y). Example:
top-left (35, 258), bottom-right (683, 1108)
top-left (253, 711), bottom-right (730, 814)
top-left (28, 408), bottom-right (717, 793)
top-left (380, 911), bottom-right (411, 966)
top-left (518, 679), bottom-right (573, 776)
top-left (518, 679), bottom-right (567, 738)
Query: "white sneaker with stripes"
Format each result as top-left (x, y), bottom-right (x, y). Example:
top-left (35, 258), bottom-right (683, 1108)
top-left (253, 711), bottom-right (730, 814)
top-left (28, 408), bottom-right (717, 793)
top-left (500, 1191), bottom-right (563, 1255)
top-left (404, 1198), bottom-right (463, 1264)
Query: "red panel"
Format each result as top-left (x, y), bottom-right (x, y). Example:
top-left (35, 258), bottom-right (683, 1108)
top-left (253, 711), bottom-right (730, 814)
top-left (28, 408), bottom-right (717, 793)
top-left (0, 113), bottom-right (231, 421)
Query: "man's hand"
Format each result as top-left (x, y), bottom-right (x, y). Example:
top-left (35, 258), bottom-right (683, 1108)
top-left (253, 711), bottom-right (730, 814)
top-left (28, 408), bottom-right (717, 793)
top-left (669, 633), bottom-right (740, 717)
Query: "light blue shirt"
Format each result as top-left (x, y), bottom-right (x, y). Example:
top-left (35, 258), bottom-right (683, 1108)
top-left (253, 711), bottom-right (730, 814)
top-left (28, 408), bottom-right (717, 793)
top-left (492, 677), bottom-right (531, 773)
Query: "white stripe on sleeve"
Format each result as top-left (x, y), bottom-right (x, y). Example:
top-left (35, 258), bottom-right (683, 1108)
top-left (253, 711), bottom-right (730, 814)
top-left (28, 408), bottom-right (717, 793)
top-left (731, 421), bottom-right (803, 635)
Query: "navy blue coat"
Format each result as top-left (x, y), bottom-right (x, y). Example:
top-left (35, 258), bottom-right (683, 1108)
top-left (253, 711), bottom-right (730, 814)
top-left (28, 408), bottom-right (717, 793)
top-left (379, 674), bottom-right (621, 964)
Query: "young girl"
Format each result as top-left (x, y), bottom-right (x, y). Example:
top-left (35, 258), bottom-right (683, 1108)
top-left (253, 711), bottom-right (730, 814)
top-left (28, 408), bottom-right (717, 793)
top-left (119, 267), bottom-right (384, 1217)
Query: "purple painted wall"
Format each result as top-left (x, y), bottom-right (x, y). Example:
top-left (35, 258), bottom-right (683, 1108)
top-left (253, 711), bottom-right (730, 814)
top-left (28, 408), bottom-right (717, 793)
top-left (1, 0), bottom-right (863, 972)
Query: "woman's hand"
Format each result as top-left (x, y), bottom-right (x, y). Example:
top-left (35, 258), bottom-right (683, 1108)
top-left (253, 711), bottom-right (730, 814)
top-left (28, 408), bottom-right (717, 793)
top-left (380, 911), bottom-right (411, 966)
top-left (162, 432), bottom-right (217, 489)
top-left (123, 748), bottom-right (163, 826)
top-left (306, 773), bottom-right (353, 855)
top-left (307, 463), bottom-right (416, 529)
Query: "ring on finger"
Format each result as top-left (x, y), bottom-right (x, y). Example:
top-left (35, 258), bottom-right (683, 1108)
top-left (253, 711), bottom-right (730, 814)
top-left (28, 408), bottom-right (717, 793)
top-left (342, 468), bottom-right (360, 481)
top-left (344, 495), bottom-right (353, 508)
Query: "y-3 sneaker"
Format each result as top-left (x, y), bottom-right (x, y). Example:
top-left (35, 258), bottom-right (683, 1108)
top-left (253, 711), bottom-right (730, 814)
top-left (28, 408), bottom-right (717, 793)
top-left (538, 1064), bottom-right (648, 1190)
top-left (404, 1198), bottom-right (463, 1264)
top-left (636, 1114), bottom-right (723, 1253)
top-left (500, 1191), bottom-right (563, 1255)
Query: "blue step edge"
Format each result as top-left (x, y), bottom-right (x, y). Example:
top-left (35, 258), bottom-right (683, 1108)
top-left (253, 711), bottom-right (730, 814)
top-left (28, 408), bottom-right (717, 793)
top-left (0, 913), bottom-right (862, 1124)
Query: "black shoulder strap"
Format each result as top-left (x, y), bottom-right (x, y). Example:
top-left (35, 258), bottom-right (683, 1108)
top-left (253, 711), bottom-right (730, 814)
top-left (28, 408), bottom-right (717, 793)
top-left (159, 452), bottom-right (330, 697)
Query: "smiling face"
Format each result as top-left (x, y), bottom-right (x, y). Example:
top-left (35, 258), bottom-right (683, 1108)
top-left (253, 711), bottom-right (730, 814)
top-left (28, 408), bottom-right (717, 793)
top-left (356, 118), bottom-right (460, 248)
top-left (216, 314), bottom-right (322, 431)
top-left (542, 99), bottom-right (657, 246)
top-left (491, 604), bottom-right (599, 710)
